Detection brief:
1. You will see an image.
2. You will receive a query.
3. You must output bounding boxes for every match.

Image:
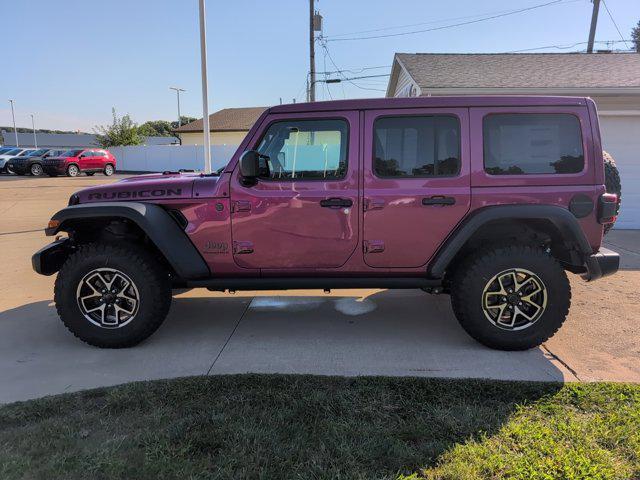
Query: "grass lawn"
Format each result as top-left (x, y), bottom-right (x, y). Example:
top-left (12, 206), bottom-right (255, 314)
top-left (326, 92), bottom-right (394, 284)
top-left (0, 375), bottom-right (638, 480)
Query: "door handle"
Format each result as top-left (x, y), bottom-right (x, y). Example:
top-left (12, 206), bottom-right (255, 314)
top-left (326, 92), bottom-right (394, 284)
top-left (320, 197), bottom-right (353, 208)
top-left (422, 196), bottom-right (456, 206)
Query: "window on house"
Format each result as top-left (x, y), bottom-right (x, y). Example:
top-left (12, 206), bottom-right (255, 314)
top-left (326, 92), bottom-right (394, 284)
top-left (373, 115), bottom-right (461, 177)
top-left (483, 113), bottom-right (584, 175)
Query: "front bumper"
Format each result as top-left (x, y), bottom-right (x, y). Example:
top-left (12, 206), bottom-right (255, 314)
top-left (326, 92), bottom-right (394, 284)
top-left (6, 161), bottom-right (27, 174)
top-left (581, 247), bottom-right (620, 281)
top-left (32, 238), bottom-right (71, 275)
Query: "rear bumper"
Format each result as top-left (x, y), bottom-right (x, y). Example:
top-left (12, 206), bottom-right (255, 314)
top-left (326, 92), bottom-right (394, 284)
top-left (32, 238), bottom-right (71, 276)
top-left (581, 247), bottom-right (620, 281)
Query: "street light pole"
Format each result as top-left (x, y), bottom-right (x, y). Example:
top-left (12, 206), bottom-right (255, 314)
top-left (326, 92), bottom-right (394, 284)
top-left (169, 87), bottom-right (186, 128)
top-left (9, 99), bottom-right (18, 147)
top-left (30, 114), bottom-right (37, 148)
top-left (198, 0), bottom-right (212, 174)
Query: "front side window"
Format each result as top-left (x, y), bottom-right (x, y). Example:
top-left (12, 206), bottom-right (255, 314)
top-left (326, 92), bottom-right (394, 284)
top-left (256, 119), bottom-right (348, 180)
top-left (484, 113), bottom-right (584, 175)
top-left (27, 149), bottom-right (48, 157)
top-left (374, 115), bottom-right (461, 178)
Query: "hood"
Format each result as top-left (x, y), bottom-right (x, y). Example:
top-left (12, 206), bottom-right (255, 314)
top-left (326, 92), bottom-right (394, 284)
top-left (76, 172), bottom-right (206, 203)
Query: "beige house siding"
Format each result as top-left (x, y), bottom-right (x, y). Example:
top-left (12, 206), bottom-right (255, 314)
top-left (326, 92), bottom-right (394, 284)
top-left (394, 68), bottom-right (420, 97)
top-left (179, 131), bottom-right (248, 146)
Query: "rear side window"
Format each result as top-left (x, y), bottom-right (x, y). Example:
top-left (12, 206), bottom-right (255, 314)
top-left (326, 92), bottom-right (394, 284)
top-left (483, 114), bottom-right (584, 175)
top-left (374, 115), bottom-right (460, 178)
top-left (256, 119), bottom-right (348, 180)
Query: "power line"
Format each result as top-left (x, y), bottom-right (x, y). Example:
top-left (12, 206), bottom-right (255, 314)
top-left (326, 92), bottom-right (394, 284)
top-left (601, 0), bottom-right (630, 49)
top-left (319, 38), bottom-right (386, 92)
top-left (326, 0), bottom-right (569, 42)
top-left (324, 0), bottom-right (582, 40)
top-left (508, 39), bottom-right (632, 53)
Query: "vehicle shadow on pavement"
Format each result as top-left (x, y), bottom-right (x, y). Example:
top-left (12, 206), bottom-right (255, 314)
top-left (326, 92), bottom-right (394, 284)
top-left (0, 290), bottom-right (568, 403)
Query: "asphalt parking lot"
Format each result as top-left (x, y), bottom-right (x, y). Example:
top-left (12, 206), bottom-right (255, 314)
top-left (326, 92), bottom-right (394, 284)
top-left (0, 174), bottom-right (639, 403)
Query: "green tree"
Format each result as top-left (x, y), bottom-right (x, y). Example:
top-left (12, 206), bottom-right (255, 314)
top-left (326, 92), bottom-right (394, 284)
top-left (171, 116), bottom-right (197, 130)
top-left (138, 120), bottom-right (174, 137)
top-left (632, 20), bottom-right (640, 53)
top-left (94, 108), bottom-right (143, 147)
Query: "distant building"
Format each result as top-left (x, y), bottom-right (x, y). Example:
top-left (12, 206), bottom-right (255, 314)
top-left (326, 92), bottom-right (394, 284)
top-left (175, 107), bottom-right (266, 146)
top-left (1, 131), bottom-right (179, 148)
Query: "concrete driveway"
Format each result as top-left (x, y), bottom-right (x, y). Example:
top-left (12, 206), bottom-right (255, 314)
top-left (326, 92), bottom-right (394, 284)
top-left (0, 175), bottom-right (639, 403)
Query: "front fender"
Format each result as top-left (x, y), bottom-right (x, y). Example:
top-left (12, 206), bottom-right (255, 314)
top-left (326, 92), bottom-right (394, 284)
top-left (43, 202), bottom-right (210, 279)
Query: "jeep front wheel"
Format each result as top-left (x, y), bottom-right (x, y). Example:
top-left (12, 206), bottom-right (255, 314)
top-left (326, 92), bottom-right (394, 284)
top-left (450, 245), bottom-right (570, 350)
top-left (54, 243), bottom-right (172, 348)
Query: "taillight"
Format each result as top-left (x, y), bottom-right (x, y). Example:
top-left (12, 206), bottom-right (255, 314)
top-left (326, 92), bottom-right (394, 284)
top-left (598, 193), bottom-right (618, 224)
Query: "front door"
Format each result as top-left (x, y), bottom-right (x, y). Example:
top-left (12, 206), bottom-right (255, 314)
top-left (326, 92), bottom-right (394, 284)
top-left (363, 108), bottom-right (471, 268)
top-left (229, 112), bottom-right (359, 270)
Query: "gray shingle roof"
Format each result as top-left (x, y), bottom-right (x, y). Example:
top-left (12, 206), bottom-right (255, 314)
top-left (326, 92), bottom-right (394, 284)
top-left (175, 107), bottom-right (267, 133)
top-left (394, 53), bottom-right (640, 90)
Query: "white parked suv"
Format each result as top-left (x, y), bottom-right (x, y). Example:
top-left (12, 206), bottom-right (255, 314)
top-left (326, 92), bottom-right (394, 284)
top-left (0, 148), bottom-right (36, 173)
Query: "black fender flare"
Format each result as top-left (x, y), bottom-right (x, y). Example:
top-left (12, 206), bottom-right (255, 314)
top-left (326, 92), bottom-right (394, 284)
top-left (46, 202), bottom-right (210, 279)
top-left (427, 204), bottom-right (593, 278)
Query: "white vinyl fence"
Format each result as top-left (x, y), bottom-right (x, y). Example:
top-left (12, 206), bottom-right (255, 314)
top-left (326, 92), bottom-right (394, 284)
top-left (108, 145), bottom-right (238, 172)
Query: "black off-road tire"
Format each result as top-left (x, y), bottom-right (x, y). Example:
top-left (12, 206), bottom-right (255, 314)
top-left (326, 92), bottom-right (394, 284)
top-left (603, 151), bottom-right (621, 235)
top-left (54, 242), bottom-right (172, 348)
top-left (451, 245), bottom-right (571, 351)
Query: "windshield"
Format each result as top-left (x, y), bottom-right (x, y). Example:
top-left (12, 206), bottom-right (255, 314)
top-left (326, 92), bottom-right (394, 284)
top-left (4, 149), bottom-right (22, 156)
top-left (27, 149), bottom-right (49, 157)
top-left (18, 150), bottom-right (36, 156)
top-left (61, 149), bottom-right (84, 157)
top-left (0, 148), bottom-right (14, 155)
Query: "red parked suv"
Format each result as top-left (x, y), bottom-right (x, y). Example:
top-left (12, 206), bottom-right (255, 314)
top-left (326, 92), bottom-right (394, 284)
top-left (32, 96), bottom-right (619, 350)
top-left (42, 148), bottom-right (116, 177)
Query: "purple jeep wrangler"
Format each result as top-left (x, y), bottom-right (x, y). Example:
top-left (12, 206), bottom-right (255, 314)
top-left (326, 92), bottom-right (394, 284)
top-left (33, 96), bottom-right (620, 350)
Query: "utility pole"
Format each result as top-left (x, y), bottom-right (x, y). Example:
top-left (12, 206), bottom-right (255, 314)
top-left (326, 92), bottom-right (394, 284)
top-left (308, 0), bottom-right (316, 102)
top-left (169, 87), bottom-right (186, 128)
top-left (587, 0), bottom-right (600, 53)
top-left (30, 114), bottom-right (37, 148)
top-left (8, 99), bottom-right (18, 147)
top-left (198, 0), bottom-right (212, 174)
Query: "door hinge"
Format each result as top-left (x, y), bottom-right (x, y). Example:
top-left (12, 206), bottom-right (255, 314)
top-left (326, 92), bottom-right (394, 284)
top-left (232, 200), bottom-right (252, 213)
top-left (363, 198), bottom-right (385, 212)
top-left (233, 241), bottom-right (254, 254)
top-left (363, 240), bottom-right (385, 253)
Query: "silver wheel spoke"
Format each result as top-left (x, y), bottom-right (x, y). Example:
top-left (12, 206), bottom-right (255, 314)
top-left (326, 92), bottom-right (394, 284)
top-left (481, 268), bottom-right (547, 331)
top-left (76, 268), bottom-right (140, 329)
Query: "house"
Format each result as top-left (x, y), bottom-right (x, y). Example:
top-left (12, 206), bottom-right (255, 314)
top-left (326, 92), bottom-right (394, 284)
top-left (175, 107), bottom-right (266, 146)
top-left (1, 131), bottom-right (179, 148)
top-left (386, 52), bottom-right (640, 229)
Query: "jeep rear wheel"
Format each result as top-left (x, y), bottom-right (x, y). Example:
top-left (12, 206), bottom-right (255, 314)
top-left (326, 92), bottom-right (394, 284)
top-left (451, 245), bottom-right (570, 350)
top-left (54, 243), bottom-right (172, 348)
top-left (104, 164), bottom-right (115, 176)
top-left (67, 164), bottom-right (80, 177)
top-left (30, 163), bottom-right (44, 176)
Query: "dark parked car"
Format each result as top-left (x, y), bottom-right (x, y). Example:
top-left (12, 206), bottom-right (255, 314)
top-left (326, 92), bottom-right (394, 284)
top-left (33, 96), bottom-right (619, 350)
top-left (6, 149), bottom-right (66, 176)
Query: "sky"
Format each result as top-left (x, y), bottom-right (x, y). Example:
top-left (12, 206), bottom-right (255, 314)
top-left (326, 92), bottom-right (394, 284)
top-left (1, 0), bottom-right (639, 132)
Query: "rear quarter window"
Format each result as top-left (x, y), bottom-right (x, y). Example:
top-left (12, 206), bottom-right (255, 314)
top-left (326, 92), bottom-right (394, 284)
top-left (483, 113), bottom-right (584, 175)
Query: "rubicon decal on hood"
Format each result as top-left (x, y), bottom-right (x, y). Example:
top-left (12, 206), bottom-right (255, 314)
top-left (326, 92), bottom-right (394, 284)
top-left (88, 188), bottom-right (183, 200)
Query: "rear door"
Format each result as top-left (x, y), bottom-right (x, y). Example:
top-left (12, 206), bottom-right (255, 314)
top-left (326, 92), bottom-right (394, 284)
top-left (229, 111), bottom-right (359, 270)
top-left (363, 108), bottom-right (471, 268)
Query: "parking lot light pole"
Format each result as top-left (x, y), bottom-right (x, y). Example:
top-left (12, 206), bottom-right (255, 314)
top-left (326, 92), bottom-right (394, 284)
top-left (9, 99), bottom-right (18, 147)
top-left (30, 114), bottom-right (37, 148)
top-left (169, 87), bottom-right (186, 128)
top-left (198, 0), bottom-right (212, 174)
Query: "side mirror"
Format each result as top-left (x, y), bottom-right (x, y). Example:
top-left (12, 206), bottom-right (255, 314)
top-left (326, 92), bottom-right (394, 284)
top-left (239, 150), bottom-right (260, 178)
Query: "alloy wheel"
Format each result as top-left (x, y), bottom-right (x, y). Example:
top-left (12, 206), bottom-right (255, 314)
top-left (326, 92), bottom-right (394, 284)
top-left (76, 268), bottom-right (140, 328)
top-left (104, 164), bottom-right (114, 176)
top-left (68, 165), bottom-right (79, 176)
top-left (31, 163), bottom-right (43, 176)
top-left (481, 268), bottom-right (547, 331)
